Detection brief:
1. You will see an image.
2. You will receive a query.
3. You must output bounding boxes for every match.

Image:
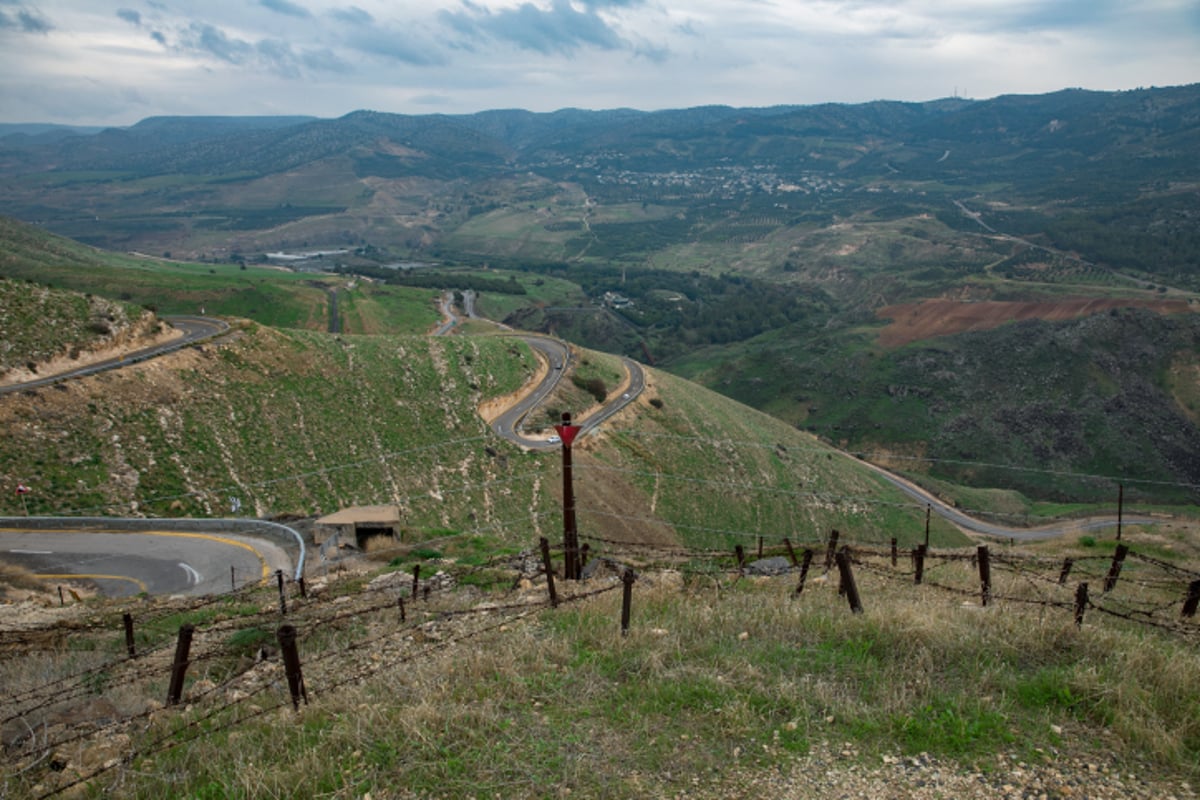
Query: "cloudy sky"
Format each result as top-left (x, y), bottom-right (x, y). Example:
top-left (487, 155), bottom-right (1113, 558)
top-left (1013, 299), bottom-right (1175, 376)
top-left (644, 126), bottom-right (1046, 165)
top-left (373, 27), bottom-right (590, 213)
top-left (1, 0), bottom-right (1197, 125)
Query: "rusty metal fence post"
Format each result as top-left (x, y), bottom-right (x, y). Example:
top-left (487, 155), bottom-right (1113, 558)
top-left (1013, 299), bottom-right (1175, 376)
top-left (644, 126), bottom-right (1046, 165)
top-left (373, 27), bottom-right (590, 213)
top-left (621, 568), bottom-right (635, 636)
top-left (913, 544), bottom-right (926, 585)
top-left (1074, 583), bottom-right (1089, 628)
top-left (166, 623), bottom-right (195, 706)
top-left (123, 612), bottom-right (136, 658)
top-left (795, 549), bottom-right (813, 597)
top-left (835, 547), bottom-right (863, 614)
top-left (277, 624), bottom-right (308, 710)
top-left (1103, 544), bottom-right (1129, 593)
top-left (977, 545), bottom-right (991, 607)
top-left (783, 538), bottom-right (799, 568)
top-left (824, 530), bottom-right (839, 572)
top-left (276, 569), bottom-right (287, 615)
top-left (1182, 579), bottom-right (1200, 619)
top-left (539, 537), bottom-right (559, 608)
top-left (1058, 558), bottom-right (1074, 585)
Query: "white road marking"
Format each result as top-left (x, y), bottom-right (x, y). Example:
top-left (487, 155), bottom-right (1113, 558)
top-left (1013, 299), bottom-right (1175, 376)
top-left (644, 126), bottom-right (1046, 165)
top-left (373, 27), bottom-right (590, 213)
top-left (179, 562), bottom-right (202, 585)
top-left (9, 549), bottom-right (52, 554)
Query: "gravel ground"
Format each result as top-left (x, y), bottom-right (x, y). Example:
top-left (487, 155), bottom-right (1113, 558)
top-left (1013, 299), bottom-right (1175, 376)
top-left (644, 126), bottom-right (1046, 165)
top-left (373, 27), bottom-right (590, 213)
top-left (695, 742), bottom-right (1198, 800)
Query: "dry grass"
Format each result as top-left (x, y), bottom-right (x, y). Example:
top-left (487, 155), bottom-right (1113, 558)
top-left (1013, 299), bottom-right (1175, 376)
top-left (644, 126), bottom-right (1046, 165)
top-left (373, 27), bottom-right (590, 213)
top-left (6, 545), bottom-right (1196, 799)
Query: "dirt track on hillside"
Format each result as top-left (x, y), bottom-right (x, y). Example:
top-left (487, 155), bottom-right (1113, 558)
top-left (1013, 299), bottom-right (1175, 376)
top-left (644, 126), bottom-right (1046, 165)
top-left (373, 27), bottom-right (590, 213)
top-left (876, 297), bottom-right (1194, 348)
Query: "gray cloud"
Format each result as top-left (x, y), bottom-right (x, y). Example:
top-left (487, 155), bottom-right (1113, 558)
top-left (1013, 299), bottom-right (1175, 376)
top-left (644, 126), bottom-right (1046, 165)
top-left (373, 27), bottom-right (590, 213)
top-left (256, 38), bottom-right (301, 78)
top-left (260, 0), bottom-right (311, 20)
top-left (440, 0), bottom-right (627, 55)
top-left (329, 6), bottom-right (372, 26)
top-left (301, 47), bottom-right (352, 73)
top-left (0, 6), bottom-right (52, 33)
top-left (150, 29), bottom-right (166, 46)
top-left (181, 22), bottom-right (254, 64)
top-left (346, 26), bottom-right (448, 66)
top-left (116, 8), bottom-right (141, 26)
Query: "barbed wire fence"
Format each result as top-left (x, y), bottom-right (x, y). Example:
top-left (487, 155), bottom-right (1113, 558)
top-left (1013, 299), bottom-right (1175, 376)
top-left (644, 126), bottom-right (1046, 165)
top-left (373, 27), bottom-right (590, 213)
top-left (4, 433), bottom-right (1200, 796)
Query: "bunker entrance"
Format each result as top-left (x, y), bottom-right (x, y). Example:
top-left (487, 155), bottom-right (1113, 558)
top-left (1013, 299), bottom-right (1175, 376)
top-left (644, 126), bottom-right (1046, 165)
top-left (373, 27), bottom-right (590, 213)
top-left (355, 524), bottom-right (397, 550)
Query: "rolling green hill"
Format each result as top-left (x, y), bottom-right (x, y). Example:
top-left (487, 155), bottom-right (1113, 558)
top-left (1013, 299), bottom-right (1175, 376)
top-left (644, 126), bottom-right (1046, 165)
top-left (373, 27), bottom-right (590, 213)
top-left (3, 85), bottom-right (1200, 508)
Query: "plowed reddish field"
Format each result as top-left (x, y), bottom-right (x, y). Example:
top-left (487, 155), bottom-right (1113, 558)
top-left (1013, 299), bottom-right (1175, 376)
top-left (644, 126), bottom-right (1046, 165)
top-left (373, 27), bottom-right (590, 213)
top-left (875, 297), bottom-right (1193, 348)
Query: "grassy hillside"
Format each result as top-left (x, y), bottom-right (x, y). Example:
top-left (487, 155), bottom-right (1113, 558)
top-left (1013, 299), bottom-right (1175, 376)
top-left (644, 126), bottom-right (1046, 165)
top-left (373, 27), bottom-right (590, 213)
top-left (3, 522), bottom-right (1198, 799)
top-left (0, 277), bottom-right (152, 377)
top-left (0, 316), bottom-right (959, 550)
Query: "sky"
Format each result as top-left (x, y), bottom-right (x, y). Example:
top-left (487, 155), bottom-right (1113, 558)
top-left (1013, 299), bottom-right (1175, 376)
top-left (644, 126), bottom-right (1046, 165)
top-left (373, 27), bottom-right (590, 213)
top-left (1, 0), bottom-right (1198, 126)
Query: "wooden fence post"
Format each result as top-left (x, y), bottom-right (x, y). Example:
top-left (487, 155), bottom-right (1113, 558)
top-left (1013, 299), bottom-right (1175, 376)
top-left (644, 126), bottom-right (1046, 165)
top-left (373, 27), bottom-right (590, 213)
top-left (735, 544), bottom-right (746, 576)
top-left (835, 547), bottom-right (863, 614)
top-left (913, 544), bottom-right (927, 585)
top-left (539, 537), bottom-right (559, 608)
top-left (1103, 544), bottom-right (1129, 593)
top-left (977, 545), bottom-right (991, 607)
top-left (1058, 558), bottom-right (1074, 585)
top-left (166, 624), bottom-right (195, 706)
top-left (890, 538), bottom-right (897, 568)
top-left (277, 624), bottom-right (308, 710)
top-left (621, 568), bottom-right (635, 636)
top-left (795, 549), bottom-right (814, 597)
top-left (1182, 579), bottom-right (1200, 619)
top-left (398, 595), bottom-right (406, 623)
top-left (123, 612), bottom-right (136, 658)
top-left (411, 564), bottom-right (421, 600)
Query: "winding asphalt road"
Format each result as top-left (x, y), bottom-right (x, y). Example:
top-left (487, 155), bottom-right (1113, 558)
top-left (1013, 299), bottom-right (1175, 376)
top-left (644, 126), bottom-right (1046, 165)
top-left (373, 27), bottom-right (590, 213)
top-left (0, 315), bottom-right (229, 396)
top-left (858, 458), bottom-right (1158, 540)
top-left (0, 526), bottom-right (290, 597)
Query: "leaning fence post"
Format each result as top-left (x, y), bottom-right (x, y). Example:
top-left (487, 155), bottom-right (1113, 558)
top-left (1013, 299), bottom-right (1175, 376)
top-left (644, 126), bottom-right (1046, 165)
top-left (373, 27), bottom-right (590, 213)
top-left (276, 570), bottom-right (287, 615)
top-left (1103, 544), bottom-right (1129, 593)
top-left (824, 530), bottom-right (839, 572)
top-left (977, 545), bottom-right (991, 607)
top-left (1058, 558), bottom-right (1074, 585)
top-left (166, 623), bottom-right (195, 706)
top-left (276, 624), bottom-right (308, 710)
top-left (1074, 582), bottom-right (1089, 627)
top-left (539, 537), bottom-right (559, 608)
top-left (783, 538), bottom-right (799, 568)
top-left (411, 564), bottom-right (421, 600)
top-left (620, 568), bottom-right (635, 636)
top-left (1182, 579), bottom-right (1200, 619)
top-left (913, 544), bottom-right (927, 585)
top-left (795, 549), bottom-right (814, 597)
top-left (835, 547), bottom-right (863, 614)
top-left (123, 612), bottom-right (136, 658)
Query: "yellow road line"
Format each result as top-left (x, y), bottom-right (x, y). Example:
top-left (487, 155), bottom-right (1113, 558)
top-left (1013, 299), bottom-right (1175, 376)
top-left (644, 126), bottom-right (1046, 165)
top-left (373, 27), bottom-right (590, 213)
top-left (0, 528), bottom-right (272, 579)
top-left (34, 573), bottom-right (148, 593)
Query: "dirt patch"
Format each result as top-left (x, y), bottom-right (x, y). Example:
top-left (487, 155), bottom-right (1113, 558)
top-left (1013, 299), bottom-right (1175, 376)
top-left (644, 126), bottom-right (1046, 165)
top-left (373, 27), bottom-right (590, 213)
top-left (876, 297), bottom-right (1194, 348)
